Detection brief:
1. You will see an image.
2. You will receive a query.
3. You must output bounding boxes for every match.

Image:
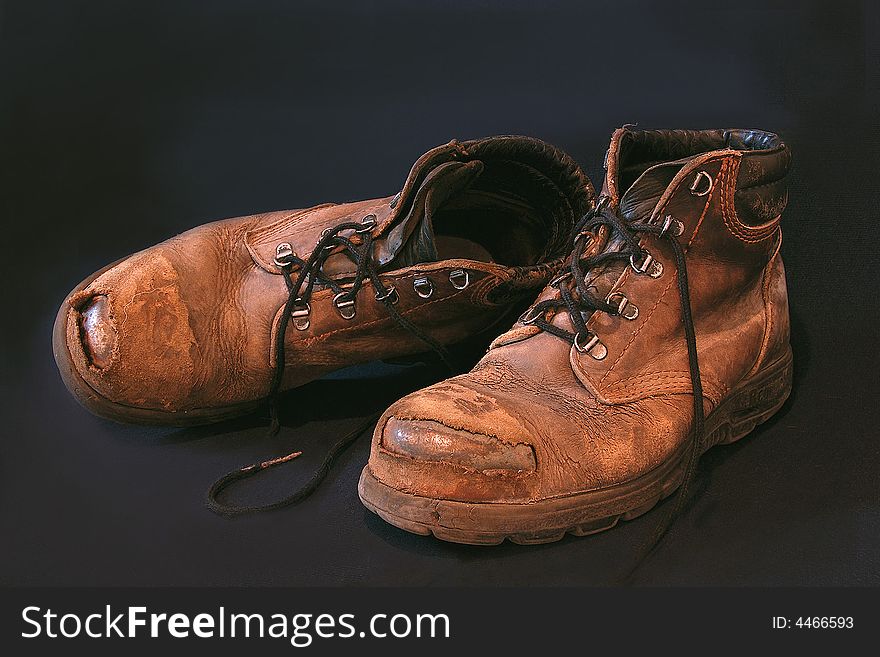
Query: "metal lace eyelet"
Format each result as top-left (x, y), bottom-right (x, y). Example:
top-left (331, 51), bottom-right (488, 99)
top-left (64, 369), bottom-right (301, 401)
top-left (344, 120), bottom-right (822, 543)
top-left (606, 291), bottom-right (639, 320)
top-left (550, 271), bottom-right (572, 287)
top-left (574, 331), bottom-right (607, 360)
top-left (389, 192), bottom-right (401, 209)
top-left (659, 215), bottom-right (685, 237)
top-left (449, 269), bottom-right (469, 289)
top-left (356, 214), bottom-right (377, 233)
top-left (273, 242), bottom-right (296, 267)
top-left (333, 292), bottom-right (356, 320)
top-left (630, 249), bottom-right (653, 273)
top-left (375, 285), bottom-right (399, 305)
top-left (520, 306), bottom-right (545, 325)
top-left (573, 230), bottom-right (595, 247)
top-left (689, 170), bottom-right (713, 197)
top-left (291, 298), bottom-right (311, 331)
top-left (413, 277), bottom-right (434, 299)
top-left (319, 226), bottom-right (343, 252)
top-left (630, 249), bottom-right (663, 278)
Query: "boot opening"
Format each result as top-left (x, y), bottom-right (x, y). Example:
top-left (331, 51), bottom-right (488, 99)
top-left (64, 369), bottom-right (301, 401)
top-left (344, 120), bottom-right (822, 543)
top-left (428, 157), bottom-right (578, 267)
top-left (391, 136), bottom-right (592, 270)
top-left (616, 128), bottom-right (784, 193)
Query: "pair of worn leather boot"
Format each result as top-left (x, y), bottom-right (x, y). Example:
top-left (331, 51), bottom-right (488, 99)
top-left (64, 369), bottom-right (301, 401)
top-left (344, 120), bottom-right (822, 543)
top-left (54, 127), bottom-right (793, 544)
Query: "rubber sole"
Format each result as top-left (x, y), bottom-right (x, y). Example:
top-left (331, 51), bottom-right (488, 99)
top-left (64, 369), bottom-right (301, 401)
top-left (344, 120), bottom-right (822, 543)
top-left (358, 347), bottom-right (793, 545)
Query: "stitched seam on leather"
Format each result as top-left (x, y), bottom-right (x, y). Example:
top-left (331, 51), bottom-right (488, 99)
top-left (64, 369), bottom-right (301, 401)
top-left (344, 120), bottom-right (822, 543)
top-left (605, 368), bottom-right (728, 389)
top-left (288, 286), bottom-right (471, 352)
top-left (736, 179), bottom-right (786, 192)
top-left (470, 274), bottom-right (501, 305)
top-left (596, 161), bottom-right (718, 386)
top-left (246, 202), bottom-right (396, 273)
top-left (604, 372), bottom-right (726, 402)
top-left (244, 207), bottom-right (334, 274)
top-left (722, 157), bottom-right (778, 243)
top-left (753, 253), bottom-right (775, 377)
top-left (268, 266), bottom-right (498, 363)
top-left (603, 384), bottom-right (720, 406)
top-left (745, 232), bottom-right (783, 379)
top-left (247, 205), bottom-right (334, 243)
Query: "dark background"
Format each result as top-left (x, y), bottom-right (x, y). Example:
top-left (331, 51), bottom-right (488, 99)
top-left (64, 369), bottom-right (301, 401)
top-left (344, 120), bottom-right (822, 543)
top-left (1, 0), bottom-right (877, 586)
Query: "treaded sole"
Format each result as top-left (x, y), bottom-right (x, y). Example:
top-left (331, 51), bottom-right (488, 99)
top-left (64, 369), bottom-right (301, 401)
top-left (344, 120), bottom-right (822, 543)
top-left (358, 347), bottom-right (793, 545)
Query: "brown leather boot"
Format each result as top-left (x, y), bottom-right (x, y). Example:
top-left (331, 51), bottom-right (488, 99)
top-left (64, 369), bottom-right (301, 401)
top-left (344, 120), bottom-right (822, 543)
top-left (54, 136), bottom-right (593, 425)
top-left (360, 127), bottom-right (793, 544)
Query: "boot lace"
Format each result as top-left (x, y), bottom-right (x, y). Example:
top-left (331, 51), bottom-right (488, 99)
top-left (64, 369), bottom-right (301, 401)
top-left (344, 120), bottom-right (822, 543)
top-left (525, 197), bottom-right (705, 577)
top-left (207, 214), bottom-right (454, 516)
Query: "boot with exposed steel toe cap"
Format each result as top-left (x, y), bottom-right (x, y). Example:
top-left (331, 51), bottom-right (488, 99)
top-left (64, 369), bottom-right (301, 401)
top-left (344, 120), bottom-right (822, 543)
top-left (53, 136), bottom-right (594, 426)
top-left (359, 127), bottom-right (793, 545)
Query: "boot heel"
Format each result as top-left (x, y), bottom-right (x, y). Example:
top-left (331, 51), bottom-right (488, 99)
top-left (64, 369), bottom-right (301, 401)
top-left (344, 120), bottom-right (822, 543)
top-left (706, 347), bottom-right (793, 448)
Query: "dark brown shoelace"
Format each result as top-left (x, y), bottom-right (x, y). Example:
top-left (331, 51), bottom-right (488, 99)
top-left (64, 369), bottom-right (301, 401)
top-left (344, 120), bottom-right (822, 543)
top-left (524, 197), bottom-right (705, 579)
top-left (207, 215), bottom-right (454, 516)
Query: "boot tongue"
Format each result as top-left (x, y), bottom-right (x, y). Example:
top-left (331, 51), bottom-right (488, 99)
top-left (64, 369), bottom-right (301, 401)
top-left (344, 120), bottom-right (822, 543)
top-left (618, 158), bottom-right (692, 221)
top-left (603, 126), bottom-right (691, 219)
top-left (582, 133), bottom-right (685, 271)
top-left (395, 207), bottom-right (438, 266)
top-left (384, 160), bottom-right (485, 269)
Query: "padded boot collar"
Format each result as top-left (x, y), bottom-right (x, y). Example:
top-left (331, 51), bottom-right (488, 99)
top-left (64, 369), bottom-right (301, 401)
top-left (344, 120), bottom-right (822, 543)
top-left (604, 126), bottom-right (789, 206)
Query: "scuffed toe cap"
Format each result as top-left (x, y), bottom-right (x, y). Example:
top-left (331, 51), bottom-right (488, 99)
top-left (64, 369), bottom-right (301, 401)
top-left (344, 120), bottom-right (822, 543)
top-left (53, 214), bottom-right (272, 424)
top-left (381, 416), bottom-right (536, 473)
top-left (366, 380), bottom-right (542, 503)
top-left (366, 360), bottom-right (693, 504)
top-left (57, 248), bottom-right (199, 415)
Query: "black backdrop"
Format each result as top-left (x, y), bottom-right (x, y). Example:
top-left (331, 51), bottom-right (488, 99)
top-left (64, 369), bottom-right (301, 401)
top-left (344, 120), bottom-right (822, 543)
top-left (1, 0), bottom-right (877, 586)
